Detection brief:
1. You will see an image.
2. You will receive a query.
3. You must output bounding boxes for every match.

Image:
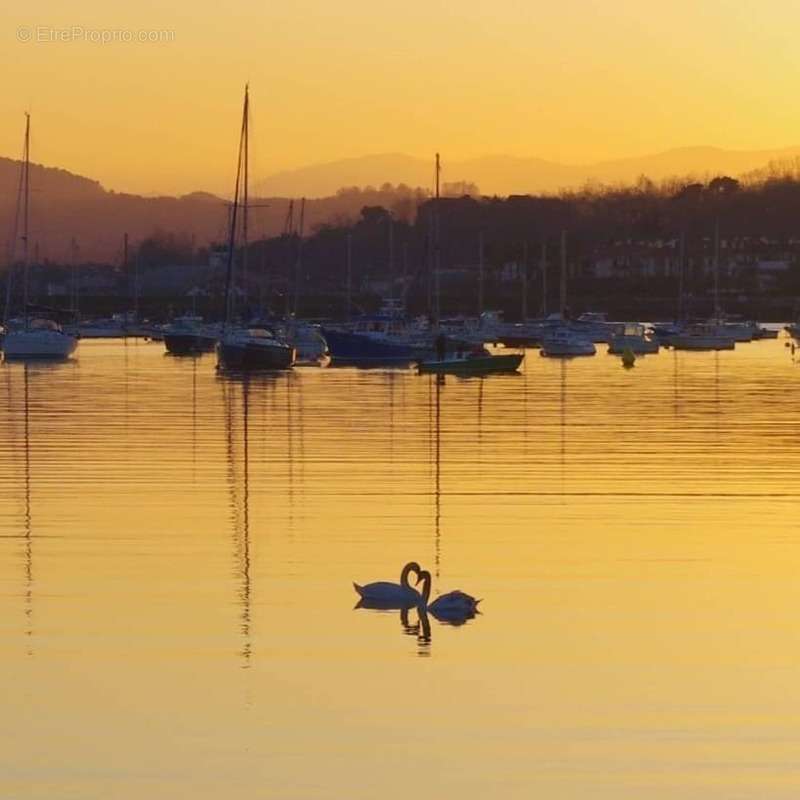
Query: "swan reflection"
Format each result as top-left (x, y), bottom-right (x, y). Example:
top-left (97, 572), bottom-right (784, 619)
top-left (401, 606), bottom-right (431, 653)
top-left (354, 569), bottom-right (480, 657)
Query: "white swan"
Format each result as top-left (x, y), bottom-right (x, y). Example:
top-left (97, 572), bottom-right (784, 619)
top-left (416, 570), bottom-right (480, 621)
top-left (353, 561), bottom-right (423, 608)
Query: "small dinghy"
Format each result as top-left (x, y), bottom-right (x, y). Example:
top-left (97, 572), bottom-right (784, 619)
top-left (418, 351), bottom-right (523, 376)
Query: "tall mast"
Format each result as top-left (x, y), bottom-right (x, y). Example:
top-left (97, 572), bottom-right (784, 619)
top-left (222, 86), bottom-right (248, 333)
top-left (133, 248), bottom-right (140, 323)
top-left (521, 241), bottom-right (528, 320)
top-left (242, 86), bottom-right (250, 312)
top-left (259, 234), bottom-right (268, 315)
top-left (678, 231), bottom-right (685, 323)
top-left (433, 153), bottom-right (441, 325)
top-left (346, 232), bottom-right (352, 319)
top-left (4, 144), bottom-right (25, 326)
top-left (388, 215), bottom-right (394, 295)
top-left (402, 240), bottom-right (408, 297)
top-left (293, 197), bottom-right (305, 316)
top-left (478, 231), bottom-right (484, 316)
top-left (123, 232), bottom-right (129, 325)
top-left (713, 218), bottom-right (720, 319)
top-left (70, 237), bottom-right (78, 317)
top-left (559, 230), bottom-right (567, 319)
top-left (540, 241), bottom-right (547, 316)
top-left (22, 113), bottom-right (30, 329)
top-left (283, 199), bottom-right (294, 236)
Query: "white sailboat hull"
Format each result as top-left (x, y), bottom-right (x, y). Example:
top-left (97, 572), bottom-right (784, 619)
top-left (3, 330), bottom-right (78, 360)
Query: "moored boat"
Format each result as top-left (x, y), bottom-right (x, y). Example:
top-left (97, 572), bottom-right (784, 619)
top-left (750, 323), bottom-right (778, 340)
top-left (671, 324), bottom-right (736, 351)
top-left (323, 326), bottom-right (428, 365)
top-left (217, 326), bottom-right (295, 370)
top-left (322, 302), bottom-right (431, 366)
top-left (706, 318), bottom-right (753, 343)
top-left (1, 116), bottom-right (78, 363)
top-left (3, 319), bottom-right (78, 361)
top-left (280, 320), bottom-right (329, 366)
top-left (540, 327), bottom-right (596, 357)
top-left (215, 87), bottom-right (296, 373)
top-left (163, 315), bottom-right (218, 355)
top-left (608, 323), bottom-right (659, 355)
top-left (418, 352), bottom-right (524, 375)
top-left (571, 312), bottom-right (616, 343)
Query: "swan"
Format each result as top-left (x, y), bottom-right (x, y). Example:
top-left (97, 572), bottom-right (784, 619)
top-left (353, 561), bottom-right (423, 608)
top-left (416, 570), bottom-right (480, 622)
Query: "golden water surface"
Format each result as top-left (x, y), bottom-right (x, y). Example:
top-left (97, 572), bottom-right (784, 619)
top-left (2, 338), bottom-right (800, 799)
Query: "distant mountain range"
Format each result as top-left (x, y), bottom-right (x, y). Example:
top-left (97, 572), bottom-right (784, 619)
top-left (0, 157), bottom-right (420, 263)
top-left (3, 145), bottom-right (800, 263)
top-left (258, 146), bottom-right (800, 197)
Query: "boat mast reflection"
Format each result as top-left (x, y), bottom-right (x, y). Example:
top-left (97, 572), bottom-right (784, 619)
top-left (22, 364), bottom-right (33, 653)
top-left (222, 376), bottom-right (252, 669)
top-left (559, 359), bottom-right (567, 495)
top-left (192, 355), bottom-right (197, 479)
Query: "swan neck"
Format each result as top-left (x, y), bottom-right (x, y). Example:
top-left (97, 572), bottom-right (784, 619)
top-left (420, 573), bottom-right (432, 604)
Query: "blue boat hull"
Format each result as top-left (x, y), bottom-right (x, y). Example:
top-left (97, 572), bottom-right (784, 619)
top-left (322, 328), bottom-right (430, 365)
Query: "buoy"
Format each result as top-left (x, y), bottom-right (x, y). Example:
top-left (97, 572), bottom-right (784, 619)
top-left (621, 348), bottom-right (636, 368)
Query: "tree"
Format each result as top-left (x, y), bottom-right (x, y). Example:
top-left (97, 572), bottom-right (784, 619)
top-left (708, 176), bottom-right (740, 195)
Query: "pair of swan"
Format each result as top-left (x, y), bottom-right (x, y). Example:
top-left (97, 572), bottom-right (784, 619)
top-left (354, 561), bottom-right (480, 620)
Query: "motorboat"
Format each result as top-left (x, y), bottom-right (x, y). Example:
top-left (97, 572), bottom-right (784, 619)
top-left (671, 324), bottom-right (736, 351)
top-left (74, 318), bottom-right (125, 338)
top-left (279, 320), bottom-right (329, 366)
top-left (322, 301), bottom-right (431, 366)
top-left (608, 323), bottom-right (659, 355)
top-left (217, 325), bottom-right (295, 370)
top-left (540, 327), bottom-right (596, 357)
top-left (705, 318), bottom-right (754, 343)
top-left (570, 312), bottom-right (616, 343)
top-left (750, 323), bottom-right (778, 340)
top-left (163, 315), bottom-right (218, 355)
top-left (651, 322), bottom-right (685, 344)
top-left (418, 350), bottom-right (524, 375)
top-left (323, 322), bottom-right (429, 365)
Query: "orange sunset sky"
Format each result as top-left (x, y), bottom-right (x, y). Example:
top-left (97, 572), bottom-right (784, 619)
top-left (1, 0), bottom-right (799, 196)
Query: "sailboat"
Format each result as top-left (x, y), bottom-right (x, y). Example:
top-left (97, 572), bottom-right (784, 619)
top-left (2, 115), bottom-right (78, 361)
top-left (216, 86), bottom-right (295, 371)
top-left (321, 155), bottom-right (442, 366)
top-left (672, 222), bottom-right (737, 351)
top-left (540, 232), bottom-right (596, 357)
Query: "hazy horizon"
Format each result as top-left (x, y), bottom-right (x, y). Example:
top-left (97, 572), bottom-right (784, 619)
top-left (4, 1), bottom-right (800, 195)
top-left (4, 143), bottom-right (800, 200)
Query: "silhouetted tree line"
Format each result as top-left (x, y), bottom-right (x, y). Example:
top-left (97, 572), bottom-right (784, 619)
top-left (9, 174), bottom-right (800, 320)
top-left (229, 174), bottom-right (800, 318)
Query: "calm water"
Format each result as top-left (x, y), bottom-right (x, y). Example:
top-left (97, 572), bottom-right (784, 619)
top-left (3, 337), bottom-right (800, 798)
